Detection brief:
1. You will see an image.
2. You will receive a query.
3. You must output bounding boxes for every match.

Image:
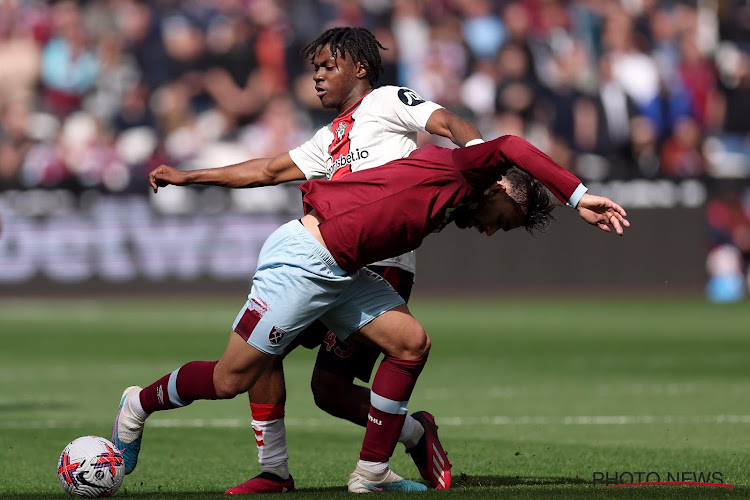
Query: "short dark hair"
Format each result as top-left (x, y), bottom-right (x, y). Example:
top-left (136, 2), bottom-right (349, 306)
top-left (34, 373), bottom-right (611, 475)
top-left (503, 166), bottom-right (556, 233)
top-left (301, 27), bottom-right (386, 86)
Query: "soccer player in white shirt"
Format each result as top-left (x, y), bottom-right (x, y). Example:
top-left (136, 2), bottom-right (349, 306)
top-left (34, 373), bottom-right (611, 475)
top-left (139, 27), bottom-right (483, 493)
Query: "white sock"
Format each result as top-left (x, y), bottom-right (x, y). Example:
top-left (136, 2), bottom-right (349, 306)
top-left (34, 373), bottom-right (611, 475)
top-left (358, 460), bottom-right (389, 475)
top-left (263, 463), bottom-right (290, 480)
top-left (128, 391), bottom-right (148, 421)
top-left (398, 415), bottom-right (424, 449)
top-left (253, 418), bottom-right (290, 479)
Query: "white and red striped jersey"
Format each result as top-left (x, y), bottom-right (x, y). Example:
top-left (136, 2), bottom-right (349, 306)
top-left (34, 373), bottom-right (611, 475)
top-left (289, 86), bottom-right (443, 274)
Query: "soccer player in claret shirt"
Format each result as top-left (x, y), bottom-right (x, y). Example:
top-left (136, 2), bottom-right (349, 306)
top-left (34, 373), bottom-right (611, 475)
top-left (138, 27), bottom-right (482, 493)
top-left (114, 133), bottom-right (629, 493)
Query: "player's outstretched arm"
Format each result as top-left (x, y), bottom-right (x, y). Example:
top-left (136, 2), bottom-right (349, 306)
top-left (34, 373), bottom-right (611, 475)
top-left (576, 193), bottom-right (630, 235)
top-left (424, 108), bottom-right (482, 147)
top-left (148, 153), bottom-right (306, 193)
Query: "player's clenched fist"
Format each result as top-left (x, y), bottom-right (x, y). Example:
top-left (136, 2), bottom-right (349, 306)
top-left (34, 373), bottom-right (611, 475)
top-left (148, 164), bottom-right (188, 193)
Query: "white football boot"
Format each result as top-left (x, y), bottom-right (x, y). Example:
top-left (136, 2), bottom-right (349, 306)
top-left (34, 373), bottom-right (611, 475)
top-left (111, 386), bottom-right (145, 475)
top-left (348, 465), bottom-right (427, 493)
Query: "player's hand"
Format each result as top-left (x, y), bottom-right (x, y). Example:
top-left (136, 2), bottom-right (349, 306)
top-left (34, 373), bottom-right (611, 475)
top-left (576, 193), bottom-right (630, 235)
top-left (148, 164), bottom-right (187, 193)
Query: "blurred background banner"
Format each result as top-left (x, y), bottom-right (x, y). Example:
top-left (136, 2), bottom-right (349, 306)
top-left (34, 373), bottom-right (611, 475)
top-left (0, 193), bottom-right (288, 290)
top-left (0, 0), bottom-right (749, 299)
top-left (0, 184), bottom-right (708, 294)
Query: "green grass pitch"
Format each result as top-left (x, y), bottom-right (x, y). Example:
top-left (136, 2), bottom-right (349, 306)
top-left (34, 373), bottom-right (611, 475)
top-left (1, 295), bottom-right (748, 499)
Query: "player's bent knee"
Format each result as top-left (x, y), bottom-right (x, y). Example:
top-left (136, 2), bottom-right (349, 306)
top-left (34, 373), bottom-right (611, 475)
top-left (400, 324), bottom-right (431, 360)
top-left (212, 376), bottom-right (245, 399)
top-left (214, 332), bottom-right (274, 398)
top-left (411, 329), bottom-right (431, 359)
top-left (213, 368), bottom-right (256, 399)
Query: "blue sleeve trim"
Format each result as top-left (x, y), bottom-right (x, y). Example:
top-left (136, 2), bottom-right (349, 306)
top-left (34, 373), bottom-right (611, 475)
top-left (567, 184), bottom-right (588, 208)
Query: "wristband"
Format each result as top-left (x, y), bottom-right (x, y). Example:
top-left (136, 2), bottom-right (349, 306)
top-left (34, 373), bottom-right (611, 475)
top-left (464, 138), bottom-right (485, 147)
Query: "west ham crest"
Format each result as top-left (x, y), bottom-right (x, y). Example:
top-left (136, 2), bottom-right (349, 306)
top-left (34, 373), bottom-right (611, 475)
top-left (269, 326), bottom-right (286, 345)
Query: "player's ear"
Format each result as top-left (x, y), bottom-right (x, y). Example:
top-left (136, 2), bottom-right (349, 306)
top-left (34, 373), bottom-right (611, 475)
top-left (355, 62), bottom-right (368, 80)
top-left (491, 180), bottom-right (507, 194)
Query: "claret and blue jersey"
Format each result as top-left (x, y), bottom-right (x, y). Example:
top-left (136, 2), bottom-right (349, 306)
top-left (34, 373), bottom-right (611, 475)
top-left (301, 135), bottom-right (586, 273)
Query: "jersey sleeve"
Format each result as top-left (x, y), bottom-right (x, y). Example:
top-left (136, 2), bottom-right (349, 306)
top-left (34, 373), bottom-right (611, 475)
top-left (376, 86), bottom-right (443, 133)
top-left (452, 135), bottom-right (585, 206)
top-left (288, 125), bottom-right (330, 179)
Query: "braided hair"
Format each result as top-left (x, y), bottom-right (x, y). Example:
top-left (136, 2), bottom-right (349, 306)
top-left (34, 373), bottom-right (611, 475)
top-left (302, 27), bottom-right (386, 86)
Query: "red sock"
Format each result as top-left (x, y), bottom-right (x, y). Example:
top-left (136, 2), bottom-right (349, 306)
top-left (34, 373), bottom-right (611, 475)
top-left (139, 360), bottom-right (218, 414)
top-left (360, 357), bottom-right (426, 462)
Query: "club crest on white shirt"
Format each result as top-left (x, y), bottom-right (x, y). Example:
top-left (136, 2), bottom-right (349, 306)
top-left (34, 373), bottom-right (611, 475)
top-left (335, 121), bottom-right (347, 142)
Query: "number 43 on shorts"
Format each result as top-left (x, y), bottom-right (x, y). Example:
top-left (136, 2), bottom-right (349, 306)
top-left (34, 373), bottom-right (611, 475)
top-left (322, 331), bottom-right (354, 358)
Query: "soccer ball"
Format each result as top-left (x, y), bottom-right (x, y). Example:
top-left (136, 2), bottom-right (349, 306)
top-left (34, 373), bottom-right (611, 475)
top-left (57, 436), bottom-right (125, 498)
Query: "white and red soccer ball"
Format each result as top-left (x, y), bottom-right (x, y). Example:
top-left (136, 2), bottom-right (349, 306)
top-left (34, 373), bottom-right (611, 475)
top-left (58, 436), bottom-right (125, 498)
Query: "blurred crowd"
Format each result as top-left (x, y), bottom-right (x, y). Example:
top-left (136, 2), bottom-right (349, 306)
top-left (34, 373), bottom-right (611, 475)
top-left (706, 184), bottom-right (750, 301)
top-left (1, 0), bottom-right (749, 296)
top-left (2, 0), bottom-right (750, 194)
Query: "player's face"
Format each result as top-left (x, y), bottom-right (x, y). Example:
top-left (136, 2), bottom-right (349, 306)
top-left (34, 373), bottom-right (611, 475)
top-left (311, 45), bottom-right (365, 111)
top-left (465, 180), bottom-right (526, 236)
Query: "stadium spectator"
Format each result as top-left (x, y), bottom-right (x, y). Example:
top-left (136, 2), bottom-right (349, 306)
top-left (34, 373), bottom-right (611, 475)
top-left (112, 83), bottom-right (155, 133)
top-left (40, 1), bottom-right (99, 116)
top-left (593, 53), bottom-right (638, 175)
top-left (0, 102), bottom-right (34, 189)
top-left (112, 134), bottom-right (629, 493)
top-left (84, 33), bottom-right (140, 124)
top-left (708, 45), bottom-right (750, 178)
top-left (115, 0), bottom-right (170, 92)
top-left (706, 187), bottom-right (750, 301)
top-left (677, 36), bottom-right (720, 130)
top-left (494, 41), bottom-right (540, 122)
top-left (0, 3), bottom-right (41, 110)
top-left (459, 0), bottom-right (506, 61)
top-left (601, 3), bottom-right (662, 127)
top-left (202, 15), bottom-right (270, 123)
top-left (660, 116), bottom-right (706, 178)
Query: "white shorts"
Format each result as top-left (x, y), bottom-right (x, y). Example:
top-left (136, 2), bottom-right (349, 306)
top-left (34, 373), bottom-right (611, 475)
top-left (231, 220), bottom-right (405, 355)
